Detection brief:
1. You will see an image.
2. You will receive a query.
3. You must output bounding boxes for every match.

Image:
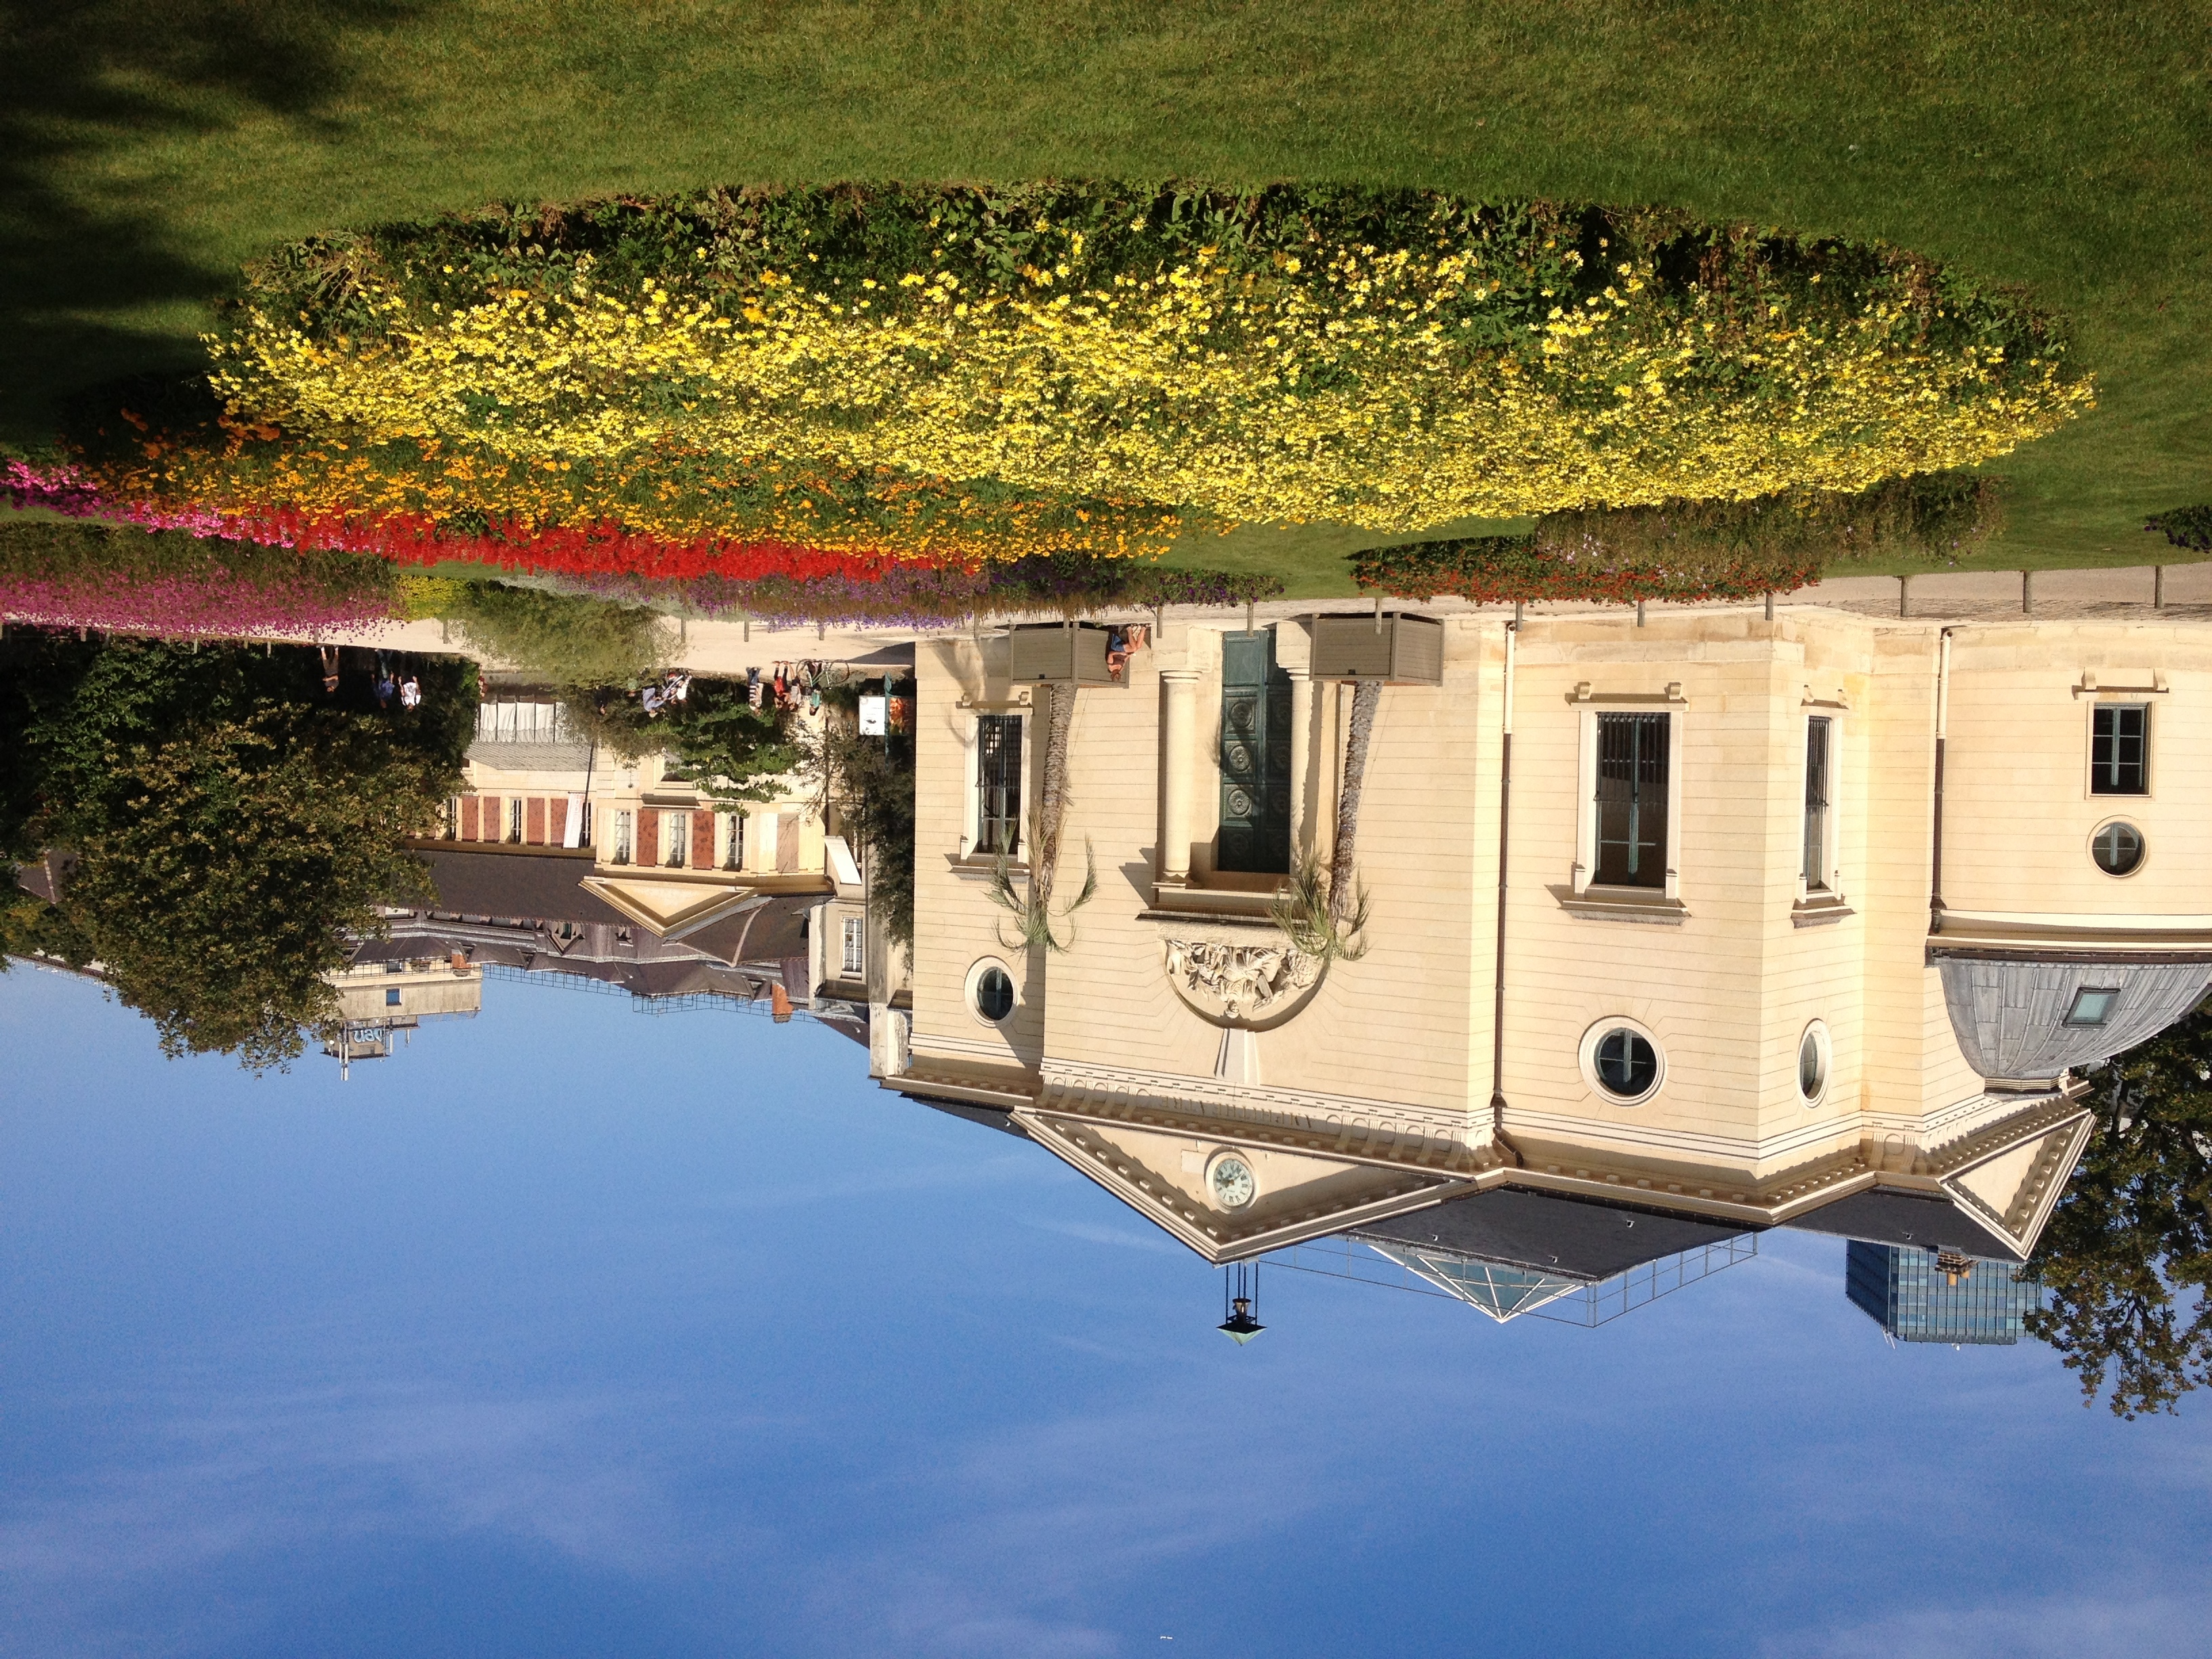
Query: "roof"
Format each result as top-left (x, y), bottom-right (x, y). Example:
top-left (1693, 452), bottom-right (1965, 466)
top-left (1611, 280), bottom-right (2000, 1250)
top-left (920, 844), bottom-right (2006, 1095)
top-left (1938, 956), bottom-right (2211, 1080)
top-left (1354, 1187), bottom-right (1755, 1283)
top-left (413, 848), bottom-right (622, 925)
top-left (1784, 1188), bottom-right (2025, 1257)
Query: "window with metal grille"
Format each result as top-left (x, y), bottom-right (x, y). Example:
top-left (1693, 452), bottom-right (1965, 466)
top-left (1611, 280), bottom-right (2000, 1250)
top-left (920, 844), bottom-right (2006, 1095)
top-left (2091, 704), bottom-right (2148, 794)
top-left (1803, 717), bottom-right (1832, 892)
top-left (1594, 713), bottom-right (1669, 888)
top-left (976, 715), bottom-right (1023, 857)
top-left (842, 916), bottom-right (865, 976)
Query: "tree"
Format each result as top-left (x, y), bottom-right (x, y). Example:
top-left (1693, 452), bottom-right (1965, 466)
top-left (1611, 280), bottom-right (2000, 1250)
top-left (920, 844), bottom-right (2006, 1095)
top-left (445, 580), bottom-right (673, 689)
top-left (1, 633), bottom-right (472, 1069)
top-left (987, 683), bottom-right (1095, 953)
top-left (808, 708), bottom-right (916, 951)
top-left (1271, 679), bottom-right (1375, 962)
top-left (2027, 1006), bottom-right (2212, 1418)
top-left (573, 676), bottom-right (802, 805)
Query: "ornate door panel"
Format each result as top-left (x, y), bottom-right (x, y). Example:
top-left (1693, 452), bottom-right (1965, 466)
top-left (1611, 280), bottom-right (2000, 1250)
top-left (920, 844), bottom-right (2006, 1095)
top-left (1218, 631), bottom-right (1293, 874)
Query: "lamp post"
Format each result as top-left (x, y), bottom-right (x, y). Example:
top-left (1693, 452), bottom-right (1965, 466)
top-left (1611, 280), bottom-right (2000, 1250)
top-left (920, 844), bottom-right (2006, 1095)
top-left (1218, 1262), bottom-right (1265, 1344)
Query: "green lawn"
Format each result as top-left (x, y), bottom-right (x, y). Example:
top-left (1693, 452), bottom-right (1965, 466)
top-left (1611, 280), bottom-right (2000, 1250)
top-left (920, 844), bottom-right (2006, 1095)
top-left (5, 1), bottom-right (2207, 590)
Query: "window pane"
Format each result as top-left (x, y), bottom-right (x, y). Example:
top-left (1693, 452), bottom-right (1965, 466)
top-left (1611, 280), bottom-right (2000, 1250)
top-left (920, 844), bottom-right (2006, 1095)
top-left (2065, 987), bottom-right (2119, 1027)
top-left (1594, 714), bottom-right (1668, 888)
top-left (842, 916), bottom-right (865, 975)
top-left (1803, 718), bottom-right (1831, 891)
top-left (1595, 1029), bottom-right (1657, 1097)
top-left (977, 716), bottom-right (1023, 856)
top-left (2091, 705), bottom-right (2148, 794)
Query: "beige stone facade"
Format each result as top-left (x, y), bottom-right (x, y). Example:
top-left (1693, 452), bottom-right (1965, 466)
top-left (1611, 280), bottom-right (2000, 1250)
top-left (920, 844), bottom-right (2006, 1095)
top-left (889, 605), bottom-right (2212, 1263)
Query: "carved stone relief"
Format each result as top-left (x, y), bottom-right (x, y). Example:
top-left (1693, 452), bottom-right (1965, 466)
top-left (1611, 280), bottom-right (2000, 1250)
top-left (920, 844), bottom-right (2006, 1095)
top-left (1164, 937), bottom-right (1324, 1026)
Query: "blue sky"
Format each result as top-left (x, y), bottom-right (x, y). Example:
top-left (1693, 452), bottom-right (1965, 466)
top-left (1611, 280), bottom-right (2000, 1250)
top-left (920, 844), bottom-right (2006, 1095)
top-left (3, 964), bottom-right (2207, 1659)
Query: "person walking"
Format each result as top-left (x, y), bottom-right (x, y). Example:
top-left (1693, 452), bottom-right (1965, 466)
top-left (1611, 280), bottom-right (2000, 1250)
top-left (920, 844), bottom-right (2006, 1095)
top-left (320, 646), bottom-right (341, 695)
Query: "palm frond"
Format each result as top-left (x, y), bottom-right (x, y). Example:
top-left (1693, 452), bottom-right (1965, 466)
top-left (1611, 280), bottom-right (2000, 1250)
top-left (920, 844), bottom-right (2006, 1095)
top-left (1269, 851), bottom-right (1370, 963)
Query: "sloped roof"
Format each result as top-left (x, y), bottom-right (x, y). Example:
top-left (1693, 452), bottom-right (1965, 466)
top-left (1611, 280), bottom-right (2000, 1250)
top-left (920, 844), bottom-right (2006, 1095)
top-left (1355, 1187), bottom-right (1753, 1282)
top-left (1940, 956), bottom-right (2211, 1081)
top-left (1359, 1246), bottom-right (1586, 1322)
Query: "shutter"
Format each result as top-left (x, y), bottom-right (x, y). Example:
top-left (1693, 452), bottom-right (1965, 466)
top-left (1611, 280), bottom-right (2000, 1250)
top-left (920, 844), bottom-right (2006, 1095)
top-left (692, 811), bottom-right (714, 869)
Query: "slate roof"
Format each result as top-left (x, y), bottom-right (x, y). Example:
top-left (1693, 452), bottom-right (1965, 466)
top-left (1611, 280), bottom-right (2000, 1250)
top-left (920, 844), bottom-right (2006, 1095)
top-left (1938, 956), bottom-right (2212, 1080)
top-left (1783, 1187), bottom-right (2023, 1258)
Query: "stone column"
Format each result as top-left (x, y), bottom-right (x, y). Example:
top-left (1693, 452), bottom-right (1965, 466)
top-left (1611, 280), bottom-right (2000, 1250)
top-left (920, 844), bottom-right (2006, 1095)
top-left (1286, 663), bottom-right (1313, 861)
top-left (1160, 669), bottom-right (1200, 884)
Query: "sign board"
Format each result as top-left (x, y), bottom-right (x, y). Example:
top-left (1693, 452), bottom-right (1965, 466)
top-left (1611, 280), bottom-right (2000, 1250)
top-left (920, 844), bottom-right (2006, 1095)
top-left (858, 695), bottom-right (888, 735)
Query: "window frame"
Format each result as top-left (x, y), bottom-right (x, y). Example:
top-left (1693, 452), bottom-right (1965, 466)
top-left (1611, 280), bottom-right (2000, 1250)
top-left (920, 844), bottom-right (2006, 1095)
top-left (841, 914), bottom-right (866, 977)
top-left (966, 710), bottom-right (1029, 861)
top-left (1577, 1016), bottom-right (1667, 1107)
top-left (2088, 701), bottom-right (2151, 797)
top-left (663, 810), bottom-right (690, 868)
top-left (1801, 715), bottom-right (1839, 897)
top-left (2064, 986), bottom-right (2121, 1027)
top-left (611, 809), bottom-right (634, 866)
top-left (1575, 708), bottom-right (1682, 898)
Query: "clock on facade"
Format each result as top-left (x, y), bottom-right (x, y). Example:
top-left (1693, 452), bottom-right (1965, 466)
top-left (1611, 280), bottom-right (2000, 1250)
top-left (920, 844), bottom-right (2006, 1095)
top-left (1206, 1150), bottom-right (1258, 1210)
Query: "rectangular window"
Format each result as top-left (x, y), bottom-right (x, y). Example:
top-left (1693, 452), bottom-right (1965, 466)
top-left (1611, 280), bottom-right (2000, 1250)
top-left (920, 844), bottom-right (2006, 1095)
top-left (613, 810), bottom-right (634, 865)
top-left (977, 714), bottom-right (1023, 857)
top-left (506, 798), bottom-right (524, 842)
top-left (1803, 716), bottom-right (1832, 893)
top-left (2065, 986), bottom-right (2121, 1027)
top-left (384, 987), bottom-right (402, 1007)
top-left (1594, 713), bottom-right (1669, 888)
top-left (842, 915), bottom-right (865, 976)
top-left (2091, 704), bottom-right (2148, 794)
top-left (665, 811), bottom-right (689, 868)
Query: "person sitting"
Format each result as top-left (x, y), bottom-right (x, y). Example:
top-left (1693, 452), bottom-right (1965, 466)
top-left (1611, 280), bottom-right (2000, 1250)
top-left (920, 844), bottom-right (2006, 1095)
top-left (320, 646), bottom-right (341, 695)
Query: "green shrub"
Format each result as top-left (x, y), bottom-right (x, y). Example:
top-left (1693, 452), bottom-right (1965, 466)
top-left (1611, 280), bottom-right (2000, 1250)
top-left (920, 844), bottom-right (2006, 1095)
top-left (442, 580), bottom-right (674, 687)
top-left (1353, 473), bottom-right (2001, 602)
top-left (2146, 505), bottom-right (2212, 553)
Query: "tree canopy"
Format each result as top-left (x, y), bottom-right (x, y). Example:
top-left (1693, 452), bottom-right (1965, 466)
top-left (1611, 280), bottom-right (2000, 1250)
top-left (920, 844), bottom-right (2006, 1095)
top-left (2028, 1006), bottom-right (2212, 1417)
top-left (1, 632), bottom-right (473, 1069)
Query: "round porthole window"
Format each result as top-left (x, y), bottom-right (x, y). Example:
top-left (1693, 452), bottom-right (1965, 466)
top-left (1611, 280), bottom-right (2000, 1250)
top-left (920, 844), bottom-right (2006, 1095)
top-left (966, 959), bottom-right (1016, 1023)
top-left (2091, 821), bottom-right (2144, 877)
top-left (1580, 1019), bottom-right (1664, 1105)
top-left (1205, 1149), bottom-right (1258, 1210)
top-left (1798, 1021), bottom-right (1832, 1105)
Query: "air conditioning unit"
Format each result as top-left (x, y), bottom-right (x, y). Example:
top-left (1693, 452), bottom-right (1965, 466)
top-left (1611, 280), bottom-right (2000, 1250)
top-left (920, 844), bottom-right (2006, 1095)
top-left (1008, 622), bottom-right (1116, 684)
top-left (1309, 613), bottom-right (1445, 684)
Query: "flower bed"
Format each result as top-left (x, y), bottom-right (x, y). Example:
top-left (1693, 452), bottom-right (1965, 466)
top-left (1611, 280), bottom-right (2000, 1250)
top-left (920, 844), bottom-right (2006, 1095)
top-left (205, 183), bottom-right (2093, 533)
top-left (0, 516), bottom-right (404, 636)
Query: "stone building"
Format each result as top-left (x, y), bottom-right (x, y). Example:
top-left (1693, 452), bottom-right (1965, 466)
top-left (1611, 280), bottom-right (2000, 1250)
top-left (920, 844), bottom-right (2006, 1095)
top-left (883, 607), bottom-right (2211, 1266)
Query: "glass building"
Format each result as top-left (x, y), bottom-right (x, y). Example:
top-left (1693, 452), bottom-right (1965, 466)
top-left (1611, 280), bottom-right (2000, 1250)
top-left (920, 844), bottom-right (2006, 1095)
top-left (1845, 1242), bottom-right (2043, 1345)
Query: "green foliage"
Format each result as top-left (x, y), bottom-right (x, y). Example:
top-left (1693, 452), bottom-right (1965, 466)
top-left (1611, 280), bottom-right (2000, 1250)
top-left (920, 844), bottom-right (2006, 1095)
top-left (1269, 853), bottom-right (1369, 963)
top-left (2028, 1008), bottom-right (2212, 1418)
top-left (1353, 474), bottom-right (2002, 601)
top-left (809, 715), bottom-right (917, 950)
top-left (443, 580), bottom-right (673, 689)
top-left (986, 843), bottom-right (1097, 955)
top-left (0, 632), bottom-right (474, 1069)
top-left (2146, 506), bottom-right (2212, 554)
top-left (579, 676), bottom-right (802, 805)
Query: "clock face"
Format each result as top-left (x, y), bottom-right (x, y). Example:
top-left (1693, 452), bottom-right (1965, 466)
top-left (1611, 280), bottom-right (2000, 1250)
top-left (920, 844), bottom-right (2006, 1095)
top-left (1208, 1153), bottom-right (1257, 1210)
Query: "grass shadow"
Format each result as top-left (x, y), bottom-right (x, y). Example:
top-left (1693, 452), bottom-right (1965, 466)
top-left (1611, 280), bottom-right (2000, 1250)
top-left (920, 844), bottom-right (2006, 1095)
top-left (0, 0), bottom-right (430, 452)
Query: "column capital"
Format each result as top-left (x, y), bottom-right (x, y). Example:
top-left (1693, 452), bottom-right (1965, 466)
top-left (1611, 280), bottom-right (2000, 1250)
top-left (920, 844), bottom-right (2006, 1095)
top-left (1158, 667), bottom-right (1204, 684)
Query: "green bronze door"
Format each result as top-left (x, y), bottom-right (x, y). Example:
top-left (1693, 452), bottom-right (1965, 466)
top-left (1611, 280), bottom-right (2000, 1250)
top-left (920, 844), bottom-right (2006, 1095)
top-left (1218, 630), bottom-right (1293, 873)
